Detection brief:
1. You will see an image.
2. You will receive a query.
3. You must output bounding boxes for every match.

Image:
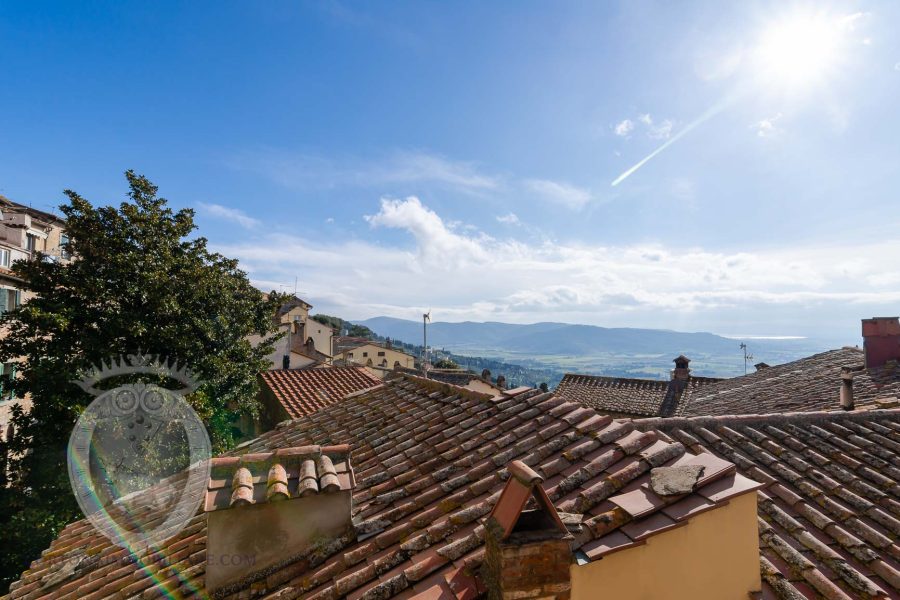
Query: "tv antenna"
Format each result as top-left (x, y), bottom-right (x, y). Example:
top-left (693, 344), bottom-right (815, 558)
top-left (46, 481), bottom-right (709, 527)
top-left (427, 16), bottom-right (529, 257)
top-left (423, 311), bottom-right (431, 378)
top-left (740, 343), bottom-right (753, 375)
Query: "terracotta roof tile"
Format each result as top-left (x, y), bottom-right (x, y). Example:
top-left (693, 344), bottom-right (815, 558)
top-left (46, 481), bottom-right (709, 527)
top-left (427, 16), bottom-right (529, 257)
top-left (635, 408), bottom-right (900, 599)
top-left (10, 374), bottom-right (900, 600)
top-left (555, 373), bottom-right (721, 418)
top-left (260, 366), bottom-right (382, 419)
top-left (205, 445), bottom-right (354, 511)
top-left (678, 348), bottom-right (900, 417)
top-left (561, 348), bottom-right (900, 420)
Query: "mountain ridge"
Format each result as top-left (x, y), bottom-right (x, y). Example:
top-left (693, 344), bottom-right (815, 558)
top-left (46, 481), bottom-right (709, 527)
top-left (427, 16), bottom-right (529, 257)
top-left (352, 316), bottom-right (837, 379)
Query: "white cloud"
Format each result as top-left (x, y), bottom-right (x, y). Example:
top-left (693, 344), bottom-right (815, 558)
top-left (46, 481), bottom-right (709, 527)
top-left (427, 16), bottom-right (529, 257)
top-left (616, 114), bottom-right (675, 140)
top-left (197, 202), bottom-right (260, 229)
top-left (364, 196), bottom-right (489, 265)
top-left (614, 119), bottom-right (634, 137)
top-left (229, 150), bottom-right (502, 195)
top-left (753, 113), bottom-right (782, 138)
top-left (326, 217), bottom-right (335, 223)
top-left (647, 119), bottom-right (674, 140)
top-left (524, 179), bottom-right (593, 210)
top-left (214, 197), bottom-right (900, 336)
top-left (894, 62), bottom-right (900, 71)
top-left (496, 213), bottom-right (521, 225)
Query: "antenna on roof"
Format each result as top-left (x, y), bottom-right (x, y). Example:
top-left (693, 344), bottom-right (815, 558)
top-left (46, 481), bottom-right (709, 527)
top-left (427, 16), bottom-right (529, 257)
top-left (423, 311), bottom-right (431, 379)
top-left (740, 343), bottom-right (754, 375)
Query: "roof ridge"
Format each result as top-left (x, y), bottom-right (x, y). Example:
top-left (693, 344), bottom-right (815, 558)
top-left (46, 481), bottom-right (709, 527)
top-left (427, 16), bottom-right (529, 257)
top-left (634, 407), bottom-right (900, 431)
top-left (561, 373), bottom-right (669, 385)
top-left (395, 372), bottom-right (501, 403)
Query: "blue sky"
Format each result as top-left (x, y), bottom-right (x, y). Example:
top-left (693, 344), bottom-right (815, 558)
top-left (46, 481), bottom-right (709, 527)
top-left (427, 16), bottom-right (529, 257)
top-left (2, 1), bottom-right (899, 341)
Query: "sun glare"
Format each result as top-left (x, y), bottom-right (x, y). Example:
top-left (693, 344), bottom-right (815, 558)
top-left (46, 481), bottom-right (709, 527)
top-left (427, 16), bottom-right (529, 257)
top-left (753, 12), bottom-right (846, 90)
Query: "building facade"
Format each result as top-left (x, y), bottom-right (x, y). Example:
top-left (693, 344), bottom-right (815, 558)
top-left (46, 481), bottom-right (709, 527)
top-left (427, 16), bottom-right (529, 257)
top-left (0, 196), bottom-right (68, 441)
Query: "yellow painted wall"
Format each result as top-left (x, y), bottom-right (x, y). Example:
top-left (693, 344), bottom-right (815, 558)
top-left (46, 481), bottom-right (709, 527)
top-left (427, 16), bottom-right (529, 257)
top-left (344, 344), bottom-right (414, 370)
top-left (279, 305), bottom-right (309, 324)
top-left (571, 492), bottom-right (761, 600)
top-left (303, 321), bottom-right (333, 358)
top-left (464, 378), bottom-right (502, 396)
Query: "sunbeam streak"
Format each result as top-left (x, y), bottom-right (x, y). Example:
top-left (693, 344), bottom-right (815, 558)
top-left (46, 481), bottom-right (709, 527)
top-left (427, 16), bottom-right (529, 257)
top-left (611, 97), bottom-right (735, 187)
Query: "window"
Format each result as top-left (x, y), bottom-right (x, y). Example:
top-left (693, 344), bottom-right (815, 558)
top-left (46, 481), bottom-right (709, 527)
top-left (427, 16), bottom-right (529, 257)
top-left (60, 234), bottom-right (71, 259)
top-left (0, 288), bottom-right (19, 315)
top-left (0, 363), bottom-right (16, 401)
top-left (347, 352), bottom-right (354, 358)
top-left (26, 233), bottom-right (37, 252)
top-left (362, 352), bottom-right (368, 357)
top-left (0, 249), bottom-right (9, 268)
top-left (378, 351), bottom-right (385, 356)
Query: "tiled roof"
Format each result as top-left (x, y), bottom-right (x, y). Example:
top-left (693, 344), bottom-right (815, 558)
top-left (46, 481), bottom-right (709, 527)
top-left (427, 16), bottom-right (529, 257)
top-left (206, 445), bottom-right (354, 511)
top-left (333, 337), bottom-right (374, 351)
top-left (678, 347), bottom-right (900, 417)
top-left (8, 376), bottom-right (900, 600)
top-left (636, 409), bottom-right (900, 599)
top-left (259, 366), bottom-right (381, 419)
top-left (555, 374), bottom-right (720, 418)
top-left (5, 376), bottom-right (760, 600)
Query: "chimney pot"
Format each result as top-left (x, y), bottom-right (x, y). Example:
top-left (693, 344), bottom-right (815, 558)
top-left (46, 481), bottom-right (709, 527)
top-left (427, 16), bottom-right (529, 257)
top-left (840, 368), bottom-right (855, 411)
top-left (672, 355), bottom-right (691, 381)
top-left (483, 461), bottom-right (572, 600)
top-left (862, 317), bottom-right (900, 370)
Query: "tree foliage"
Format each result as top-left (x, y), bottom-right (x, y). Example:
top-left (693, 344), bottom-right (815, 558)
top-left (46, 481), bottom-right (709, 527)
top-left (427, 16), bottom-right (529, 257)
top-left (0, 171), bottom-right (284, 591)
top-left (311, 313), bottom-right (374, 338)
top-left (432, 357), bottom-right (459, 369)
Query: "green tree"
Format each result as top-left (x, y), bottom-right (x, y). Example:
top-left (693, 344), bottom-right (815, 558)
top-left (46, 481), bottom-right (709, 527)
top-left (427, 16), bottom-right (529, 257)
top-left (433, 357), bottom-right (459, 369)
top-left (0, 171), bottom-right (284, 591)
top-left (346, 324), bottom-right (374, 338)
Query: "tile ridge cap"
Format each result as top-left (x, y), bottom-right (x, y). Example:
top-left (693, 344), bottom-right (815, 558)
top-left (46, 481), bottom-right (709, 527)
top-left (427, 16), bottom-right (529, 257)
top-left (562, 373), bottom-right (669, 385)
top-left (397, 373), bottom-right (495, 402)
top-left (632, 407), bottom-right (900, 431)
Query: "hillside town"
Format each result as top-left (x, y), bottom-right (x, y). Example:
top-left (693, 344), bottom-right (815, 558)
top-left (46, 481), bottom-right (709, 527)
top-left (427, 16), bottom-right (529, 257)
top-left (3, 3), bottom-right (899, 600)
top-left (0, 191), bottom-right (898, 600)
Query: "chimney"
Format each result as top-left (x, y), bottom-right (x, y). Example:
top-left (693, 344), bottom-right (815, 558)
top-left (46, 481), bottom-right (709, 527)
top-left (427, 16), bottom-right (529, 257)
top-left (672, 355), bottom-right (691, 381)
top-left (483, 461), bottom-right (573, 600)
top-left (862, 317), bottom-right (900, 370)
top-left (496, 375), bottom-right (506, 389)
top-left (482, 368), bottom-right (491, 381)
top-left (205, 445), bottom-right (355, 594)
top-left (385, 337), bottom-right (392, 349)
top-left (840, 367), bottom-right (855, 411)
top-left (754, 362), bottom-right (770, 371)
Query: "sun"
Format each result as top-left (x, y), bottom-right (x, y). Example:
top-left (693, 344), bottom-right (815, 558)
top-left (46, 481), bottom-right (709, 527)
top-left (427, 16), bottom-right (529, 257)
top-left (752, 11), bottom-right (848, 90)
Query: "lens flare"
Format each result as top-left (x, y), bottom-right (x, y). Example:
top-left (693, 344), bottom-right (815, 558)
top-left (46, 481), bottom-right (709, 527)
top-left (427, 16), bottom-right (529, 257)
top-left (752, 11), bottom-right (848, 90)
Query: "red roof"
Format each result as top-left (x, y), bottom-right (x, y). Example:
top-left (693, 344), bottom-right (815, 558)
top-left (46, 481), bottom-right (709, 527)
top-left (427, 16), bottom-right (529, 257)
top-left (7, 376), bottom-right (900, 600)
top-left (259, 366), bottom-right (381, 419)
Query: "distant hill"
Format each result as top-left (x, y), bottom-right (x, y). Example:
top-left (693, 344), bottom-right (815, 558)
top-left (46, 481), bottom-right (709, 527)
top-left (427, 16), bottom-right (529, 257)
top-left (359, 317), bottom-right (744, 356)
top-left (354, 316), bottom-right (839, 379)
